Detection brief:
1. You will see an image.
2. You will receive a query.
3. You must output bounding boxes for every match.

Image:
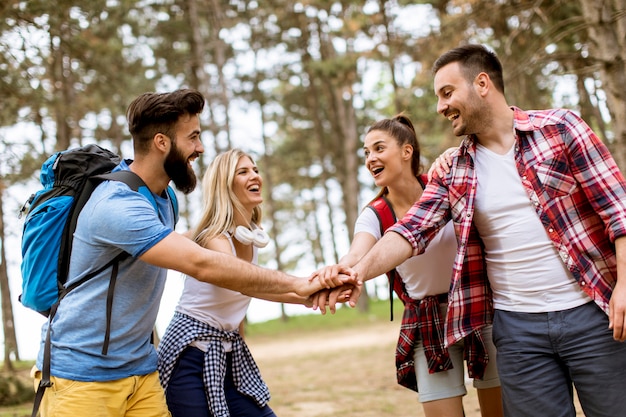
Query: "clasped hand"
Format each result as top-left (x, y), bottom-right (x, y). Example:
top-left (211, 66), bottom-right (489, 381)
top-left (308, 264), bottom-right (363, 314)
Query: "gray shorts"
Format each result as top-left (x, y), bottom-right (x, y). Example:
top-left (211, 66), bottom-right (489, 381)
top-left (414, 322), bottom-right (500, 403)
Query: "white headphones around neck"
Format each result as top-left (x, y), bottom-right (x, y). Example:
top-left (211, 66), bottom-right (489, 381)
top-left (233, 225), bottom-right (270, 248)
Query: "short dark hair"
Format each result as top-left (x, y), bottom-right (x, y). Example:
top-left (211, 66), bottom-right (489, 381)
top-left (432, 44), bottom-right (505, 94)
top-left (126, 89), bottom-right (205, 153)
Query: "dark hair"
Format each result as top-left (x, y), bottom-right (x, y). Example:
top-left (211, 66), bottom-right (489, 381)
top-left (126, 89), bottom-right (205, 153)
top-left (366, 113), bottom-right (422, 200)
top-left (432, 44), bottom-right (505, 94)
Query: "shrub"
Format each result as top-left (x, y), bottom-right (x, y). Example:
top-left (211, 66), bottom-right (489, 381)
top-left (0, 374), bottom-right (34, 406)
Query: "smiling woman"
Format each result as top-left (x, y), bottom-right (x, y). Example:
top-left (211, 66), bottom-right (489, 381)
top-left (156, 148), bottom-right (309, 417)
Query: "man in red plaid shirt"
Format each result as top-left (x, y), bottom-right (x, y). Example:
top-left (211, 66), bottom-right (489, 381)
top-left (316, 44), bottom-right (626, 417)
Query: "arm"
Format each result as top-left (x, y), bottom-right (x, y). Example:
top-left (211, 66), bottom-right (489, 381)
top-left (140, 231), bottom-right (357, 299)
top-left (307, 232), bottom-right (377, 312)
top-left (562, 110), bottom-right (626, 234)
top-left (205, 235), bottom-right (310, 305)
top-left (610, 236), bottom-right (626, 341)
top-left (352, 231), bottom-right (413, 284)
top-left (251, 291), bottom-right (312, 306)
top-left (311, 232), bottom-right (378, 286)
top-left (339, 232), bottom-right (379, 267)
top-left (313, 231), bottom-right (413, 313)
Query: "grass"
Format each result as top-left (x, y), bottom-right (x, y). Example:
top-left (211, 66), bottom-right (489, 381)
top-left (0, 361), bottom-right (34, 417)
top-left (244, 297), bottom-right (403, 339)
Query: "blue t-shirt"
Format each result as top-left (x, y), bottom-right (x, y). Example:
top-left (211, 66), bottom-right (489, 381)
top-left (36, 163), bottom-right (175, 381)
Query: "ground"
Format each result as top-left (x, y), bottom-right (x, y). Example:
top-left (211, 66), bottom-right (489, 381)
top-left (248, 320), bottom-right (484, 417)
top-left (248, 320), bottom-right (585, 417)
top-left (6, 319), bottom-right (585, 417)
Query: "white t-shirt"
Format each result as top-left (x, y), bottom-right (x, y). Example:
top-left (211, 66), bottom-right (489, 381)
top-left (473, 143), bottom-right (590, 312)
top-left (355, 206), bottom-right (456, 300)
top-left (176, 232), bottom-right (254, 352)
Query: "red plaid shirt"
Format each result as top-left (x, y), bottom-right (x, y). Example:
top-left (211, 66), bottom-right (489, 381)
top-left (396, 293), bottom-right (487, 392)
top-left (391, 107), bottom-right (626, 346)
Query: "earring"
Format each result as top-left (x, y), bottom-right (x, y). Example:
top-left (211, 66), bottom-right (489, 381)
top-left (233, 225), bottom-right (270, 248)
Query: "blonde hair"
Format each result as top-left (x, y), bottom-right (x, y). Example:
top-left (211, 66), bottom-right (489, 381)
top-left (193, 149), bottom-right (262, 246)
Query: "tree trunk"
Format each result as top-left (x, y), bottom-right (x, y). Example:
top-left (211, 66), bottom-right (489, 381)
top-left (207, 0), bottom-right (233, 152)
top-left (257, 88), bottom-right (289, 322)
top-left (0, 182), bottom-right (19, 372)
top-left (578, 0), bottom-right (626, 170)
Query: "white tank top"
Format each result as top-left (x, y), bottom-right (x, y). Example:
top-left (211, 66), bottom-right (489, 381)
top-left (355, 207), bottom-right (456, 300)
top-left (473, 143), bottom-right (590, 312)
top-left (176, 232), bottom-right (254, 351)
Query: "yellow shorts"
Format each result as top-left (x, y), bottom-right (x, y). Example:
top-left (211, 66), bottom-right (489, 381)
top-left (31, 366), bottom-right (170, 417)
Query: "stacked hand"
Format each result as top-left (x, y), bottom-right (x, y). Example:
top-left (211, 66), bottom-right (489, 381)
top-left (308, 264), bottom-right (363, 314)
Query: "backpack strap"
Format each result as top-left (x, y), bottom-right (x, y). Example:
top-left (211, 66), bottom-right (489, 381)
top-left (367, 196), bottom-right (408, 321)
top-left (98, 170), bottom-right (179, 224)
top-left (166, 186), bottom-right (179, 225)
top-left (92, 170), bottom-right (178, 355)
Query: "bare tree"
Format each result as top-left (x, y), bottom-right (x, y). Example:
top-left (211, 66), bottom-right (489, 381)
top-left (0, 181), bottom-right (19, 372)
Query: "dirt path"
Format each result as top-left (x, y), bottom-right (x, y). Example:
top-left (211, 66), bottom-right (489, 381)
top-left (249, 321), bottom-right (400, 361)
top-left (247, 320), bottom-right (484, 417)
top-left (248, 320), bottom-right (585, 417)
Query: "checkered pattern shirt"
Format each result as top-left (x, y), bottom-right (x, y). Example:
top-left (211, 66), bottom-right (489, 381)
top-left (157, 312), bottom-right (270, 417)
top-left (395, 293), bottom-right (487, 392)
top-left (391, 107), bottom-right (626, 346)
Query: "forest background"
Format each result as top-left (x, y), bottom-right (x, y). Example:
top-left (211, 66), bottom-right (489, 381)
top-left (0, 0), bottom-right (625, 378)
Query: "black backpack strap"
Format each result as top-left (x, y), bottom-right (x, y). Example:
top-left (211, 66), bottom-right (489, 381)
top-left (32, 250), bottom-right (131, 417)
top-left (62, 251), bottom-right (130, 355)
top-left (96, 170), bottom-right (147, 192)
top-left (367, 195), bottom-right (409, 321)
top-left (32, 303), bottom-right (56, 417)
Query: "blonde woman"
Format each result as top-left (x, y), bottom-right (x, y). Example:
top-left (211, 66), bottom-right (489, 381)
top-left (158, 149), bottom-right (306, 417)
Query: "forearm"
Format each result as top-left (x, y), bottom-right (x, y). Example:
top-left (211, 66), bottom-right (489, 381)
top-left (338, 252), bottom-right (362, 268)
top-left (352, 231), bottom-right (412, 282)
top-left (338, 233), bottom-right (378, 268)
top-left (197, 255), bottom-right (303, 297)
top-left (253, 291), bottom-right (310, 305)
top-left (142, 232), bottom-right (311, 297)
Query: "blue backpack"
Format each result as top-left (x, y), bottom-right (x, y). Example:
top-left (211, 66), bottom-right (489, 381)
top-left (19, 143), bottom-right (179, 317)
top-left (20, 144), bottom-right (179, 417)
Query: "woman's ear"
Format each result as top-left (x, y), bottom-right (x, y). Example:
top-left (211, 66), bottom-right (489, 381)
top-left (402, 143), bottom-right (413, 160)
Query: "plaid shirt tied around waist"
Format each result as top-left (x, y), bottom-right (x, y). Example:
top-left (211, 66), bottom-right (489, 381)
top-left (396, 293), bottom-right (488, 392)
top-left (157, 312), bottom-right (270, 417)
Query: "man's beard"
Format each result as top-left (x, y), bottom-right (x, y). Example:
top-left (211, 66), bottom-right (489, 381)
top-left (455, 89), bottom-right (488, 137)
top-left (164, 141), bottom-right (197, 195)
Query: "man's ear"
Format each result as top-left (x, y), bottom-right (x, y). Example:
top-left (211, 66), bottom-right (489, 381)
top-left (154, 133), bottom-right (170, 153)
top-left (474, 72), bottom-right (490, 96)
